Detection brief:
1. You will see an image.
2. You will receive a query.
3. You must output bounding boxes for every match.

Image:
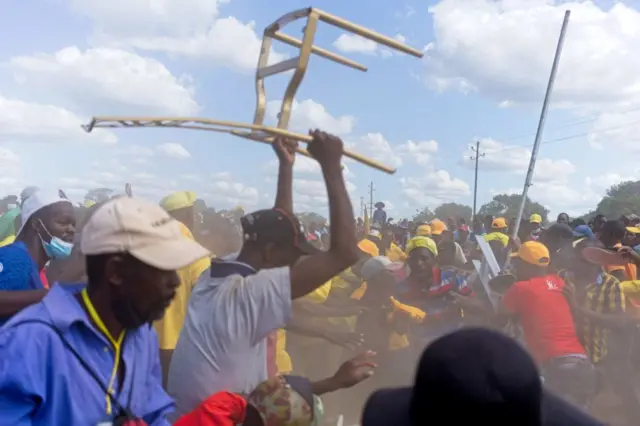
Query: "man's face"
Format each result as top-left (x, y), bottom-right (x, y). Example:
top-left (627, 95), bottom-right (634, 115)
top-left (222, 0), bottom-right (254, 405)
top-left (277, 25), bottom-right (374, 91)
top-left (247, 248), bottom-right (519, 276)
top-left (107, 255), bottom-right (181, 329)
top-left (531, 222), bottom-right (541, 230)
top-left (458, 230), bottom-right (469, 243)
top-left (557, 214), bottom-right (569, 225)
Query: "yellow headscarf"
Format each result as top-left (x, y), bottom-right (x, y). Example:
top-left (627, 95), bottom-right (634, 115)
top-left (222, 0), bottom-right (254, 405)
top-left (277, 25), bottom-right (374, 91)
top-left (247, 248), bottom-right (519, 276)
top-left (160, 191), bottom-right (197, 212)
top-left (406, 236), bottom-right (438, 256)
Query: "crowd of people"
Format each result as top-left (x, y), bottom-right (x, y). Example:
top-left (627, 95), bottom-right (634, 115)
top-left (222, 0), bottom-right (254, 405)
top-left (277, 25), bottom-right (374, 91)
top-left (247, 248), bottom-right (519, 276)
top-left (0, 129), bottom-right (638, 425)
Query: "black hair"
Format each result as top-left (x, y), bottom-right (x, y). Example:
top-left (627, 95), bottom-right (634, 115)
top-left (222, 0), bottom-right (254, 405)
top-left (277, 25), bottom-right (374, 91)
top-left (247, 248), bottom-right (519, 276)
top-left (557, 212), bottom-right (569, 220)
top-left (570, 218), bottom-right (586, 227)
top-left (600, 219), bottom-right (626, 241)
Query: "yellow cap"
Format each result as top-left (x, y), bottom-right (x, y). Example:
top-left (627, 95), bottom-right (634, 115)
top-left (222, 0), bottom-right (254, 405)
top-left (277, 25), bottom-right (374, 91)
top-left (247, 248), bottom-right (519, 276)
top-left (492, 217), bottom-right (508, 229)
top-left (159, 191), bottom-right (197, 212)
top-left (406, 236), bottom-right (438, 256)
top-left (416, 224), bottom-right (432, 236)
top-left (509, 241), bottom-right (550, 266)
top-left (530, 214), bottom-right (542, 224)
top-left (358, 239), bottom-right (380, 257)
top-left (430, 219), bottom-right (447, 235)
top-left (626, 226), bottom-right (640, 234)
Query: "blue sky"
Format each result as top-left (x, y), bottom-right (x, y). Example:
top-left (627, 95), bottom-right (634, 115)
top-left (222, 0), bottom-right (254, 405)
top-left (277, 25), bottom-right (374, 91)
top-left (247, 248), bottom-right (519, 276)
top-left (2, 0), bottom-right (640, 219)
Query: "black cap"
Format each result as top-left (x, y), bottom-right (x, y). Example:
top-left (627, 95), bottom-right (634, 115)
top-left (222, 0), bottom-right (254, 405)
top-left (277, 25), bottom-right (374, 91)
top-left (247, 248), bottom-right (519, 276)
top-left (241, 208), bottom-right (319, 254)
top-left (362, 328), bottom-right (604, 426)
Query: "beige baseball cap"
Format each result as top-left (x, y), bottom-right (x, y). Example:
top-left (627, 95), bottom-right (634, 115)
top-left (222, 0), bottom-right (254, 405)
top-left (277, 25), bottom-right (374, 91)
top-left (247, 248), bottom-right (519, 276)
top-left (81, 197), bottom-right (210, 271)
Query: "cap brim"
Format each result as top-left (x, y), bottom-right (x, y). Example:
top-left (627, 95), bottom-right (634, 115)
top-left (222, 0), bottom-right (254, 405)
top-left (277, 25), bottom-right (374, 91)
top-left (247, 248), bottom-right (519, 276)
top-left (362, 388), bottom-right (411, 426)
top-left (130, 238), bottom-right (210, 271)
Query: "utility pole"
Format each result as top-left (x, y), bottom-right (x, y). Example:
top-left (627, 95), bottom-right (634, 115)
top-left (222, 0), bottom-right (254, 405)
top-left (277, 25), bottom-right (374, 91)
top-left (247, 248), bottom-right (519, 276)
top-left (470, 141), bottom-right (485, 221)
top-left (368, 181), bottom-right (375, 218)
top-left (360, 196), bottom-right (364, 218)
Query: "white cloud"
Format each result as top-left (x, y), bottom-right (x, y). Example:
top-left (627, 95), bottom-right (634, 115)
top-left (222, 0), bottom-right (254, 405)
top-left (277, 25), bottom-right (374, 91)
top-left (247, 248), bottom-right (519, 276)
top-left (333, 34), bottom-right (378, 55)
top-left (0, 148), bottom-right (23, 195)
top-left (333, 33), bottom-right (407, 58)
top-left (157, 142), bottom-right (191, 159)
top-left (400, 170), bottom-right (470, 207)
top-left (349, 133), bottom-right (403, 169)
top-left (206, 177), bottom-right (259, 208)
top-left (0, 95), bottom-right (117, 144)
top-left (71, 0), bottom-right (283, 72)
top-left (397, 139), bottom-right (438, 166)
top-left (588, 108), bottom-right (640, 152)
top-left (425, 0), bottom-right (640, 109)
top-left (266, 99), bottom-right (356, 136)
top-left (462, 138), bottom-right (575, 184)
top-left (10, 47), bottom-right (198, 115)
top-left (69, 0), bottom-right (225, 38)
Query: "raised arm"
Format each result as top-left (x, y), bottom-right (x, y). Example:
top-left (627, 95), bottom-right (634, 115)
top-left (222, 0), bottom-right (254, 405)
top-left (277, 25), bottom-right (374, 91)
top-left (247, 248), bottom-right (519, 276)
top-left (272, 137), bottom-right (296, 214)
top-left (290, 130), bottom-right (359, 299)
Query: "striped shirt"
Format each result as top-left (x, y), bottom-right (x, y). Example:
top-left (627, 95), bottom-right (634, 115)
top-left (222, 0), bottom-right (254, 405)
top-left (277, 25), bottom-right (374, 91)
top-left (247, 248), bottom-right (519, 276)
top-left (564, 272), bottom-right (626, 364)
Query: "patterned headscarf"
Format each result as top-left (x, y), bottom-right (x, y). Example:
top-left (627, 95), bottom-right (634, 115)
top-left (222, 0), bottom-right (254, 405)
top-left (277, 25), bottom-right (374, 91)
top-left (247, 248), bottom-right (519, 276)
top-left (248, 375), bottom-right (324, 426)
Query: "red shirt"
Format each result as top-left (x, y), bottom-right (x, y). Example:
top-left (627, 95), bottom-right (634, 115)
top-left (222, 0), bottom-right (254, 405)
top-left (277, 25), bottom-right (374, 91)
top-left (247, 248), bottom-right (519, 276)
top-left (503, 274), bottom-right (585, 363)
top-left (40, 270), bottom-right (49, 289)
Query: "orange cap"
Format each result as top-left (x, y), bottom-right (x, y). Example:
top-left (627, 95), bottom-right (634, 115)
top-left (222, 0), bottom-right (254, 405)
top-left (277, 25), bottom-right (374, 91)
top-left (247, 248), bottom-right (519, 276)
top-left (430, 219), bottom-right (447, 235)
top-left (492, 217), bottom-right (508, 229)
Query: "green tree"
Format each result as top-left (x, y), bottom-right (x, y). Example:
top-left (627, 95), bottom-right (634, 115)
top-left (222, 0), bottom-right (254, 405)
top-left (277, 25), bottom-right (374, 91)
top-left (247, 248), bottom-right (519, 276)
top-left (413, 207), bottom-right (435, 224)
top-left (478, 194), bottom-right (549, 222)
top-left (433, 203), bottom-right (472, 222)
top-left (85, 188), bottom-right (114, 203)
top-left (594, 180), bottom-right (640, 219)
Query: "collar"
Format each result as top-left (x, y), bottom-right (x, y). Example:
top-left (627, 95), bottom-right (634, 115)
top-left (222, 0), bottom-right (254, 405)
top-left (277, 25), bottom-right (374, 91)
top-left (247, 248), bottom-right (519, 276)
top-left (41, 284), bottom-right (89, 333)
top-left (210, 258), bottom-right (256, 278)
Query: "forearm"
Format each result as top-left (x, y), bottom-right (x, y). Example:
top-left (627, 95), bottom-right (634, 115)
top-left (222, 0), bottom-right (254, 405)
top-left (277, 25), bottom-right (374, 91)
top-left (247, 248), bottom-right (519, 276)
top-left (0, 290), bottom-right (47, 317)
top-left (274, 162), bottom-right (293, 212)
top-left (311, 377), bottom-right (341, 396)
top-left (322, 163), bottom-right (358, 263)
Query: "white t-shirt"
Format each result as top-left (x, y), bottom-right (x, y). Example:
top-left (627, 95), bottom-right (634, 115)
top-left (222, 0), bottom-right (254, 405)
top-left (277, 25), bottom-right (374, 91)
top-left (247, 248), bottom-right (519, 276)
top-left (167, 261), bottom-right (291, 418)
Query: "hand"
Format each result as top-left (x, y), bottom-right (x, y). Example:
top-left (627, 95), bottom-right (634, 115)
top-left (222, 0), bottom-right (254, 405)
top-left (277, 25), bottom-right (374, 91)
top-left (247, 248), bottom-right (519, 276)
top-left (618, 246), bottom-right (640, 264)
top-left (272, 137), bottom-right (298, 166)
top-left (307, 129), bottom-right (344, 167)
top-left (332, 351), bottom-right (377, 389)
top-left (325, 331), bottom-right (365, 351)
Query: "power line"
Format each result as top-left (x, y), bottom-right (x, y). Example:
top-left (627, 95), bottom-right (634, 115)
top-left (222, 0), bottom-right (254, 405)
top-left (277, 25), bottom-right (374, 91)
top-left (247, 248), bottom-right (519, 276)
top-left (488, 104), bottom-right (640, 145)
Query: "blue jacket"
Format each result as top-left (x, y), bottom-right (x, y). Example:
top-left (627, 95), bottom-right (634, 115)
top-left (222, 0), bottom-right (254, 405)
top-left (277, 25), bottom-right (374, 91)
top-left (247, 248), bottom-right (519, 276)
top-left (0, 285), bottom-right (174, 425)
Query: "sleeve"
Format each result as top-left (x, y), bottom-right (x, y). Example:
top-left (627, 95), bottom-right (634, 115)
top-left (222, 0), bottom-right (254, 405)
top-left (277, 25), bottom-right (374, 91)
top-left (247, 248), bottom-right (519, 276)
top-left (143, 329), bottom-right (176, 426)
top-left (502, 282), bottom-right (523, 314)
top-left (220, 267), bottom-right (292, 345)
top-left (0, 326), bottom-right (46, 426)
top-left (0, 250), bottom-right (33, 291)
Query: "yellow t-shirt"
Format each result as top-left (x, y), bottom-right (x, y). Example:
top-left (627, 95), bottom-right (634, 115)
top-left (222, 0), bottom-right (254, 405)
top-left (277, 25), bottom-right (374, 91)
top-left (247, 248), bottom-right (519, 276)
top-left (154, 223), bottom-right (211, 350)
top-left (276, 329), bottom-right (292, 373)
top-left (485, 232), bottom-right (509, 247)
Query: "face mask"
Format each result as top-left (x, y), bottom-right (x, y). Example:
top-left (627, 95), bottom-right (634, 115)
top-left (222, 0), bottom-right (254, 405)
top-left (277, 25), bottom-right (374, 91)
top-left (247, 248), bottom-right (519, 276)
top-left (37, 220), bottom-right (74, 260)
